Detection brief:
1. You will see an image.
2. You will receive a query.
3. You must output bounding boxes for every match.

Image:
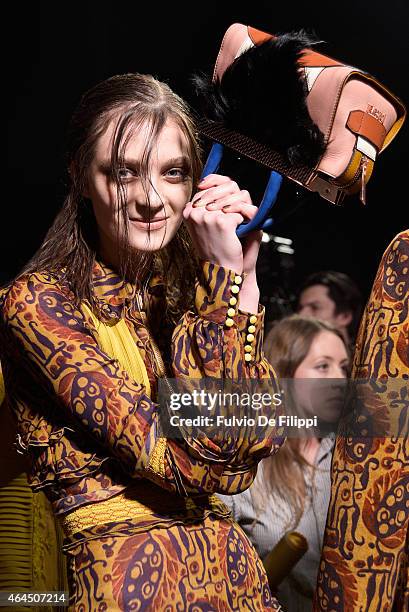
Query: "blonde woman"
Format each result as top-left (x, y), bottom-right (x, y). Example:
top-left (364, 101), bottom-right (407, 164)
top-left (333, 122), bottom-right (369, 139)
top-left (220, 314), bottom-right (349, 611)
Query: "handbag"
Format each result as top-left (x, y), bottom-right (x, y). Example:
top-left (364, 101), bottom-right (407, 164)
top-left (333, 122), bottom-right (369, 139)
top-left (196, 23), bottom-right (406, 206)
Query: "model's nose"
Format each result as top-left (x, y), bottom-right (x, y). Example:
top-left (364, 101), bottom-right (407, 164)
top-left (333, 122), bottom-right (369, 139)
top-left (145, 181), bottom-right (164, 208)
top-left (129, 177), bottom-right (164, 209)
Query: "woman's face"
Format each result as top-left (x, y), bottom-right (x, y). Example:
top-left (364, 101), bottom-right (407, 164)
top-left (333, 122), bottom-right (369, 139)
top-left (85, 118), bottom-right (193, 262)
top-left (292, 330), bottom-right (349, 422)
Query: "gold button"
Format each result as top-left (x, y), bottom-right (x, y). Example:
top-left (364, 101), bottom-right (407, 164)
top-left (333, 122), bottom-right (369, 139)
top-left (249, 315), bottom-right (257, 324)
top-left (229, 297), bottom-right (237, 306)
top-left (244, 345), bottom-right (252, 352)
top-left (225, 318), bottom-right (234, 327)
top-left (227, 308), bottom-right (236, 317)
top-left (248, 325), bottom-right (256, 334)
top-left (231, 285), bottom-right (240, 294)
top-left (244, 353), bottom-right (252, 362)
top-left (234, 275), bottom-right (243, 285)
top-left (246, 333), bottom-right (255, 342)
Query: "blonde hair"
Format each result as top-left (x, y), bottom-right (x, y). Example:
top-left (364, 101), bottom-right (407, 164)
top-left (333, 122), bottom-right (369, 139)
top-left (252, 314), bottom-right (347, 528)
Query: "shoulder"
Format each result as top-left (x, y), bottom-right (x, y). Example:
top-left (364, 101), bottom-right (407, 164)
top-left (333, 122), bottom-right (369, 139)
top-left (1, 271), bottom-right (75, 324)
top-left (372, 230), bottom-right (409, 305)
top-left (388, 229), bottom-right (409, 248)
top-left (353, 231), bottom-right (408, 377)
top-left (380, 229), bottom-right (409, 269)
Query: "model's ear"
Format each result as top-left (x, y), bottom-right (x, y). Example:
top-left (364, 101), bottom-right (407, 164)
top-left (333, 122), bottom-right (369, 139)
top-left (334, 310), bottom-right (353, 328)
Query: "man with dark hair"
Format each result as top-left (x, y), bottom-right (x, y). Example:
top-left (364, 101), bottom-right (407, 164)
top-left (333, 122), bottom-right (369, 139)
top-left (297, 271), bottom-right (362, 345)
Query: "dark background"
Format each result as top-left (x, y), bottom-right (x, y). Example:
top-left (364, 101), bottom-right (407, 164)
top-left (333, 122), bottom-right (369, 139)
top-left (5, 1), bottom-right (409, 321)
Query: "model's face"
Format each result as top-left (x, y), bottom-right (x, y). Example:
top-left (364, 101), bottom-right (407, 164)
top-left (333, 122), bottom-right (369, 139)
top-left (86, 118), bottom-right (193, 262)
top-left (293, 330), bottom-right (349, 422)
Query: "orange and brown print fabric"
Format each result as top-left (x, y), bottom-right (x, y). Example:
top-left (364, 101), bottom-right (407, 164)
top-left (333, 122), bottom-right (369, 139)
top-left (314, 230), bottom-right (409, 611)
top-left (0, 260), bottom-right (283, 611)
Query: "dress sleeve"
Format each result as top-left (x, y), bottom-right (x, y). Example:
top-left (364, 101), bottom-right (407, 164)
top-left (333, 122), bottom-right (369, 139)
top-left (170, 261), bottom-right (284, 493)
top-left (314, 231), bottom-right (409, 611)
top-left (0, 268), bottom-right (283, 497)
top-left (172, 261), bottom-right (273, 379)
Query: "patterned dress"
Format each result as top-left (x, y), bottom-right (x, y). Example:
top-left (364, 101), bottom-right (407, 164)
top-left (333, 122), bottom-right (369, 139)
top-left (314, 230), bottom-right (409, 611)
top-left (0, 260), bottom-right (284, 611)
top-left (220, 437), bottom-right (335, 611)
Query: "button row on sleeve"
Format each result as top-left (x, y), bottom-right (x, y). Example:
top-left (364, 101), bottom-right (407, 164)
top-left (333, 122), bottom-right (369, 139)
top-left (225, 275), bottom-right (242, 328)
top-left (244, 314), bottom-right (258, 362)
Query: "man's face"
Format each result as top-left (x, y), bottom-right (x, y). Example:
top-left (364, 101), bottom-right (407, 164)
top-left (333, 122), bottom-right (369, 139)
top-left (298, 284), bottom-right (351, 332)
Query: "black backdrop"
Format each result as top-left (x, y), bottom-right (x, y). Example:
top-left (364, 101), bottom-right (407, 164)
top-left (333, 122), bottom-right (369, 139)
top-left (5, 1), bottom-right (409, 315)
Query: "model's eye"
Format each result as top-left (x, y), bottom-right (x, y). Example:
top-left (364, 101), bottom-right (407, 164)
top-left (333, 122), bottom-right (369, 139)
top-left (166, 167), bottom-right (190, 181)
top-left (118, 167), bottom-right (137, 181)
top-left (316, 362), bottom-right (329, 372)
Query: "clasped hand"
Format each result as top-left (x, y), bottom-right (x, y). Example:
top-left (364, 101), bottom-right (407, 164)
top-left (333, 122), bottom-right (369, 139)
top-left (183, 174), bottom-right (262, 277)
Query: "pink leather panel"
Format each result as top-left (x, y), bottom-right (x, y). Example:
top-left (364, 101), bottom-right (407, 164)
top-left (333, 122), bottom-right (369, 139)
top-left (306, 66), bottom-right (355, 144)
top-left (314, 78), bottom-right (398, 177)
top-left (213, 23), bottom-right (249, 82)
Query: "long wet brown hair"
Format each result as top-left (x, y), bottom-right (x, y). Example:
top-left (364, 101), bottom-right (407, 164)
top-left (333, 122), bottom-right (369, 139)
top-left (20, 73), bottom-right (202, 322)
top-left (252, 314), bottom-right (348, 528)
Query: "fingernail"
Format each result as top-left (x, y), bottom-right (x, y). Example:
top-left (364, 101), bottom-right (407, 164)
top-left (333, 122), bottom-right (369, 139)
top-left (192, 198), bottom-right (201, 207)
top-left (222, 205), bottom-right (231, 210)
top-left (206, 202), bottom-right (216, 209)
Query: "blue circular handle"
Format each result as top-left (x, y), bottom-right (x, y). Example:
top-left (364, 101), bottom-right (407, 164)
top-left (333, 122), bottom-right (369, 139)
top-left (236, 171), bottom-right (282, 238)
top-left (201, 143), bottom-right (282, 237)
top-left (200, 142), bottom-right (224, 177)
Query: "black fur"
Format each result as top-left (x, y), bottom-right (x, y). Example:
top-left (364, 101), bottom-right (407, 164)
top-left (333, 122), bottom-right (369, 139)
top-left (192, 30), bottom-right (326, 166)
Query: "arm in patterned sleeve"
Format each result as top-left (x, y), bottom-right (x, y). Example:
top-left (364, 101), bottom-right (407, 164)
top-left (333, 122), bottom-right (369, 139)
top-left (0, 265), bottom-right (282, 497)
top-left (172, 261), bottom-right (278, 381)
top-left (170, 261), bottom-right (284, 492)
top-left (314, 231), bottom-right (409, 612)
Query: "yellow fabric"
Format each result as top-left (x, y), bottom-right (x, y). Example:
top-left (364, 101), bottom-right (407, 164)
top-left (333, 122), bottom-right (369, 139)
top-left (81, 302), bottom-right (151, 397)
top-left (0, 387), bottom-right (69, 610)
top-left (146, 436), bottom-right (167, 479)
top-left (0, 473), bottom-right (33, 591)
top-left (62, 482), bottom-right (223, 537)
top-left (62, 490), bottom-right (157, 535)
top-left (0, 473), bottom-right (67, 612)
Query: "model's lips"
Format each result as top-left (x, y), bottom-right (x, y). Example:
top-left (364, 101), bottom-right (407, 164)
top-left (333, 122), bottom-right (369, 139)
top-left (129, 216), bottom-right (169, 229)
